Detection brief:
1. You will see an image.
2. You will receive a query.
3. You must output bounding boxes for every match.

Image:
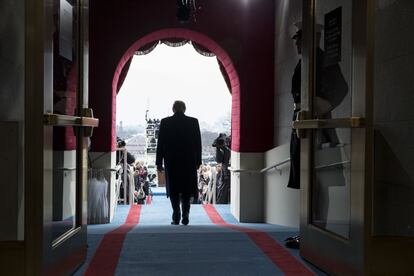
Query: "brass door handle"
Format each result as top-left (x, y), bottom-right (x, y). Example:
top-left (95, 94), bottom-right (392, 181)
top-left (43, 108), bottom-right (99, 137)
top-left (76, 117), bottom-right (99, 128)
top-left (293, 117), bottom-right (365, 129)
top-left (43, 113), bottom-right (79, 126)
top-left (80, 108), bottom-right (99, 137)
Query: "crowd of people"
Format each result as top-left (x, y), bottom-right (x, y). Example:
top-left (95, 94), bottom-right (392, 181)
top-left (194, 133), bottom-right (232, 204)
top-left (195, 164), bottom-right (219, 204)
top-left (132, 161), bottom-right (150, 204)
top-left (116, 137), bottom-right (153, 204)
top-left (116, 131), bottom-right (232, 206)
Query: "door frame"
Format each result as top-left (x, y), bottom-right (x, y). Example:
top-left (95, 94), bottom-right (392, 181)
top-left (297, 0), bottom-right (374, 274)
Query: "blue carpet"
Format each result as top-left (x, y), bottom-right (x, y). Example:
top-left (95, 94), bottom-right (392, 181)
top-left (75, 189), bottom-right (325, 275)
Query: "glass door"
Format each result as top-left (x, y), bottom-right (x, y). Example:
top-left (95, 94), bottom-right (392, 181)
top-left (294, 0), bottom-right (368, 274)
top-left (42, 0), bottom-right (97, 274)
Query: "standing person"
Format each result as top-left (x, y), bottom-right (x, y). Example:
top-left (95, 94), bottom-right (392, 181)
top-left (213, 134), bottom-right (231, 204)
top-left (286, 22), bottom-right (348, 248)
top-left (156, 100), bottom-right (202, 225)
top-left (287, 25), bottom-right (303, 191)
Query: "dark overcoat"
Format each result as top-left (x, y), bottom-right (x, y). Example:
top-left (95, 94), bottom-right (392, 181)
top-left (288, 49), bottom-right (348, 189)
top-left (155, 112), bottom-right (202, 197)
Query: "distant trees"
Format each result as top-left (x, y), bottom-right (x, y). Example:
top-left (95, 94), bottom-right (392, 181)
top-left (116, 124), bottom-right (144, 140)
top-left (117, 123), bottom-right (230, 162)
top-left (201, 130), bottom-right (219, 157)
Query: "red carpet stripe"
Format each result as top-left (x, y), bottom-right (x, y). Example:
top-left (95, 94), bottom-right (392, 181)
top-left (85, 205), bottom-right (141, 276)
top-left (203, 204), bottom-right (315, 276)
top-left (146, 195), bottom-right (152, 205)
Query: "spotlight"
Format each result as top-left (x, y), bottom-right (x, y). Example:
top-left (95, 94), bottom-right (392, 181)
top-left (176, 0), bottom-right (197, 23)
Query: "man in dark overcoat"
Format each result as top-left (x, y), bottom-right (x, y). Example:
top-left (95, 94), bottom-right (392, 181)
top-left (156, 100), bottom-right (202, 225)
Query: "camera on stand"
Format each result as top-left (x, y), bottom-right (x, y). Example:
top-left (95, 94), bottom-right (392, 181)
top-left (212, 133), bottom-right (231, 164)
top-left (212, 133), bottom-right (231, 149)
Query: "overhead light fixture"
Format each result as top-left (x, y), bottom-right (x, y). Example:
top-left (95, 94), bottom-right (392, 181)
top-left (176, 0), bottom-right (198, 23)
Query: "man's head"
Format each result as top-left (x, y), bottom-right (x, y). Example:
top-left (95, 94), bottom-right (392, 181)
top-left (172, 100), bottom-right (186, 114)
top-left (292, 21), bottom-right (323, 55)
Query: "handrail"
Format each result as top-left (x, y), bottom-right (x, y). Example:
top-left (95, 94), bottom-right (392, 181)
top-left (114, 148), bottom-right (133, 205)
top-left (228, 167), bottom-right (259, 173)
top-left (57, 168), bottom-right (76, 171)
top-left (105, 168), bottom-right (119, 172)
top-left (314, 160), bottom-right (350, 170)
top-left (228, 158), bottom-right (291, 175)
top-left (260, 158), bottom-right (290, 173)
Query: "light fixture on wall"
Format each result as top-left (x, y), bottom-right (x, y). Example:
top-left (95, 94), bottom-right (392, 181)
top-left (176, 0), bottom-right (198, 23)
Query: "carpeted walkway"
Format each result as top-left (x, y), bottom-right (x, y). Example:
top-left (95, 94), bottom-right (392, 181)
top-left (74, 188), bottom-right (325, 276)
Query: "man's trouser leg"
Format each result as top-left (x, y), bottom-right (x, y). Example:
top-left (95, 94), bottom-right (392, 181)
top-left (181, 194), bottom-right (191, 224)
top-left (170, 193), bottom-right (181, 223)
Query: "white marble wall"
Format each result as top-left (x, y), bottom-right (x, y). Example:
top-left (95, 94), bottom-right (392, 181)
top-left (274, 0), bottom-right (302, 146)
top-left (230, 151), bottom-right (264, 222)
top-left (264, 143), bottom-right (300, 227)
top-left (373, 0), bottom-right (414, 237)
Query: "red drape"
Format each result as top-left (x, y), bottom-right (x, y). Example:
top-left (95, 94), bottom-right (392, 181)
top-left (192, 41), bottom-right (215, 57)
top-left (116, 58), bottom-right (132, 93)
top-left (161, 38), bottom-right (189, 47)
top-left (135, 41), bottom-right (159, 55)
top-left (117, 38), bottom-right (221, 94)
top-left (217, 59), bottom-right (232, 93)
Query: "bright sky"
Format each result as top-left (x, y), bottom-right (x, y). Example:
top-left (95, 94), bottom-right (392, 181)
top-left (116, 43), bottom-right (232, 129)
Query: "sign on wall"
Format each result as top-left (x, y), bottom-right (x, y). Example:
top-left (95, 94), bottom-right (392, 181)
top-left (324, 7), bottom-right (342, 67)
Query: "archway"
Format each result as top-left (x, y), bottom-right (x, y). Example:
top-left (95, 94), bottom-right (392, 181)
top-left (111, 28), bottom-right (240, 152)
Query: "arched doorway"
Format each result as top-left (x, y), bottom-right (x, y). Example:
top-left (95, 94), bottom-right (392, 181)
top-left (93, 29), bottom-right (239, 221)
top-left (111, 28), bottom-right (240, 152)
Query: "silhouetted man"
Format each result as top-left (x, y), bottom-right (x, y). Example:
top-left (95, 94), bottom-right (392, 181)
top-left (156, 100), bottom-right (202, 225)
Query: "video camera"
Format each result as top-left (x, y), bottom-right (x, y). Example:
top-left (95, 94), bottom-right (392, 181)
top-left (176, 0), bottom-right (193, 23)
top-left (212, 133), bottom-right (231, 164)
top-left (212, 133), bottom-right (231, 149)
top-left (117, 137), bottom-right (126, 148)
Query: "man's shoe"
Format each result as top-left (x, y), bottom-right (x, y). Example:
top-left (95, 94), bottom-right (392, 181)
top-left (285, 236), bottom-right (300, 249)
top-left (181, 217), bottom-right (189, 225)
top-left (171, 220), bottom-right (179, 225)
top-left (284, 235), bottom-right (299, 242)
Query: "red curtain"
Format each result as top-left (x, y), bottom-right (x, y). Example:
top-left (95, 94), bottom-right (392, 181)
top-left (217, 59), bottom-right (231, 93)
top-left (117, 41), bottom-right (159, 93)
top-left (117, 38), bottom-right (231, 94)
top-left (116, 58), bottom-right (132, 93)
top-left (135, 41), bottom-right (159, 55)
top-left (161, 38), bottom-right (189, 47)
top-left (192, 41), bottom-right (215, 57)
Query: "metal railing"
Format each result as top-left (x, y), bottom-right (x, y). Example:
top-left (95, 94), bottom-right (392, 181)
top-left (228, 157), bottom-right (349, 175)
top-left (228, 158), bottom-right (291, 175)
top-left (116, 148), bottom-right (134, 205)
top-left (260, 158), bottom-right (290, 174)
top-left (314, 160), bottom-right (350, 170)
